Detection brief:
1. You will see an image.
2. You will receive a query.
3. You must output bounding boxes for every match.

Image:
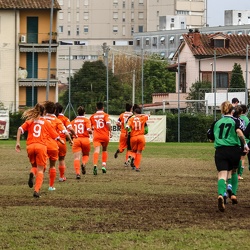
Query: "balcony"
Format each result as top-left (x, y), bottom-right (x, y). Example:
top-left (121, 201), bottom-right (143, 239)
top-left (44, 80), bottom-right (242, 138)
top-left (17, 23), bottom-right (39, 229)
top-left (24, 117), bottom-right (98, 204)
top-left (18, 67), bottom-right (57, 87)
top-left (19, 33), bottom-right (59, 52)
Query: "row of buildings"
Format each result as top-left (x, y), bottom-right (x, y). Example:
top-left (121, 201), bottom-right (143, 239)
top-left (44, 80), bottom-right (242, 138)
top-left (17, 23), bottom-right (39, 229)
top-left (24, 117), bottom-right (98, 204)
top-left (0, 0), bottom-right (250, 112)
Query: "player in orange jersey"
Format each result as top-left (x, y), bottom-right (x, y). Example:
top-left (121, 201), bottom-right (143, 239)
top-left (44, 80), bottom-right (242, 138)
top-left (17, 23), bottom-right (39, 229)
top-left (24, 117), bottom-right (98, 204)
top-left (55, 102), bottom-right (76, 182)
top-left (126, 107), bottom-right (149, 172)
top-left (43, 101), bottom-right (73, 191)
top-left (89, 102), bottom-right (112, 175)
top-left (71, 106), bottom-right (92, 179)
top-left (114, 103), bottom-right (133, 166)
top-left (15, 103), bottom-right (64, 198)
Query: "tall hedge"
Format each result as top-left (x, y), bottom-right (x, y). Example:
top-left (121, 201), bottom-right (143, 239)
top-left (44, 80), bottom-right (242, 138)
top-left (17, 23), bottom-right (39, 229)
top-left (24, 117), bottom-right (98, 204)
top-left (166, 113), bottom-right (214, 142)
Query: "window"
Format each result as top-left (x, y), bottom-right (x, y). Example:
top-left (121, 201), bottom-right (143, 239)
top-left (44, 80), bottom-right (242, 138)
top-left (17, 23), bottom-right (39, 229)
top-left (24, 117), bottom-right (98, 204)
top-left (153, 37), bottom-right (157, 46)
top-left (84, 12), bottom-right (89, 20)
top-left (68, 12), bottom-right (71, 22)
top-left (68, 26), bottom-right (71, 36)
top-left (238, 13), bottom-right (242, 18)
top-left (157, 11), bottom-right (159, 17)
top-left (217, 73), bottom-right (229, 88)
top-left (76, 0), bottom-right (79, 8)
top-left (176, 10), bottom-right (189, 15)
top-left (131, 12), bottom-right (134, 21)
top-left (131, 26), bottom-right (134, 35)
top-left (59, 12), bottom-right (63, 20)
top-left (136, 39), bottom-right (140, 46)
top-left (179, 35), bottom-right (183, 41)
top-left (76, 25), bottom-right (79, 36)
top-left (227, 31), bottom-right (232, 35)
top-left (113, 26), bottom-right (118, 33)
top-left (131, 2), bottom-right (134, 8)
top-left (238, 31), bottom-right (243, 35)
top-left (138, 12), bottom-right (144, 19)
top-left (84, 25), bottom-right (89, 33)
top-left (214, 39), bottom-right (224, 48)
top-left (160, 36), bottom-right (165, 44)
top-left (113, 12), bottom-right (118, 19)
top-left (123, 1), bottom-right (125, 8)
top-left (59, 0), bottom-right (63, 5)
top-left (139, 0), bottom-right (144, 4)
top-left (181, 21), bottom-right (185, 29)
top-left (168, 52), bottom-right (174, 59)
top-left (122, 26), bottom-right (125, 36)
top-left (171, 18), bottom-right (174, 22)
top-left (84, 0), bottom-right (88, 5)
top-left (145, 38), bottom-right (149, 46)
top-left (138, 26), bottom-right (143, 32)
top-left (169, 36), bottom-right (174, 43)
top-left (59, 26), bottom-right (63, 33)
top-left (68, 0), bottom-right (70, 8)
top-left (76, 12), bottom-right (79, 22)
top-left (123, 12), bottom-right (125, 22)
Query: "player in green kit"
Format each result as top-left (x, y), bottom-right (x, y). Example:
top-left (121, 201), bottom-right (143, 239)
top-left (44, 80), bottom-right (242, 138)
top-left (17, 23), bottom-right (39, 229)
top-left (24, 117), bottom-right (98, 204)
top-left (207, 101), bottom-right (249, 212)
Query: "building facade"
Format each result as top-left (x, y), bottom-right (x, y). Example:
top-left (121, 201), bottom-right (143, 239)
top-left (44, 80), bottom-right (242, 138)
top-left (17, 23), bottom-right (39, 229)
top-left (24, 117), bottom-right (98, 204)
top-left (225, 10), bottom-right (250, 26)
top-left (57, 0), bottom-right (206, 84)
top-left (133, 24), bottom-right (250, 62)
top-left (0, 0), bottom-right (60, 112)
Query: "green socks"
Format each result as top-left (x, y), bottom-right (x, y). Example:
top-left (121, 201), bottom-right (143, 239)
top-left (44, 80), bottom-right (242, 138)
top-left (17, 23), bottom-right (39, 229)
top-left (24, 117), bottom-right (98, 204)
top-left (231, 173), bottom-right (238, 195)
top-left (218, 179), bottom-right (226, 196)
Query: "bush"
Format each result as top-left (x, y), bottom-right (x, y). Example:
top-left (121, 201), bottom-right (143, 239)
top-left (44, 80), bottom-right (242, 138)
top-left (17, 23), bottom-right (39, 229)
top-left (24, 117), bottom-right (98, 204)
top-left (166, 113), bottom-right (214, 142)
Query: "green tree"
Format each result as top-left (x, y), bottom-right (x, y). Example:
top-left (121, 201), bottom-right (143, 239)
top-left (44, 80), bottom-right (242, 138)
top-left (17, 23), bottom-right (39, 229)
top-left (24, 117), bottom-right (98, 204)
top-left (229, 63), bottom-right (245, 91)
top-left (143, 54), bottom-right (175, 103)
top-left (60, 60), bottom-right (132, 116)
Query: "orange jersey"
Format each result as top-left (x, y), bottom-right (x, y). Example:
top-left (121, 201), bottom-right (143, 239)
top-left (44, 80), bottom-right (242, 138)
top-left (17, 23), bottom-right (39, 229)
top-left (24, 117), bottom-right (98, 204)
top-left (127, 115), bottom-right (149, 137)
top-left (44, 114), bottom-right (66, 150)
top-left (19, 117), bottom-right (60, 146)
top-left (57, 113), bottom-right (73, 139)
top-left (117, 111), bottom-right (133, 134)
top-left (71, 116), bottom-right (91, 138)
top-left (90, 111), bottom-right (111, 141)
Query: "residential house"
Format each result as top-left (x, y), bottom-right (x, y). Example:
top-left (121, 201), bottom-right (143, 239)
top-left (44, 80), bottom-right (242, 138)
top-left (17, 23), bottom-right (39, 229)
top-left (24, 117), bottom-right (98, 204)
top-left (0, 0), bottom-right (60, 112)
top-left (171, 29), bottom-right (250, 95)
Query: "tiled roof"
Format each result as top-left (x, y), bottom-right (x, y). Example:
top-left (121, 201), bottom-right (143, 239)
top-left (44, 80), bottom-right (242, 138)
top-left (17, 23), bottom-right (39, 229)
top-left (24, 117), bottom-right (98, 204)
top-left (183, 32), bottom-right (250, 57)
top-left (0, 0), bottom-right (61, 10)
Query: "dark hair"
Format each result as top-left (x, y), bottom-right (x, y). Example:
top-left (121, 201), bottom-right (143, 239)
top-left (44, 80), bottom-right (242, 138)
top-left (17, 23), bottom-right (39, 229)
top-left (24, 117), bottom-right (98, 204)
top-left (132, 104), bottom-right (139, 112)
top-left (96, 102), bottom-right (104, 110)
top-left (43, 101), bottom-right (56, 114)
top-left (233, 105), bottom-right (243, 118)
top-left (125, 103), bottom-right (132, 112)
top-left (77, 106), bottom-right (85, 116)
top-left (134, 107), bottom-right (141, 114)
top-left (241, 104), bottom-right (247, 114)
top-left (232, 98), bottom-right (239, 104)
top-left (55, 102), bottom-right (63, 116)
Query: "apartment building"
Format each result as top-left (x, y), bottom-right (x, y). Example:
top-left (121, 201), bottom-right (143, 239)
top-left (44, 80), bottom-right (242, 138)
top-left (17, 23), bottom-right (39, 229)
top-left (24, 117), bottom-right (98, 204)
top-left (225, 10), bottom-right (250, 26)
top-left (0, 0), bottom-right (60, 112)
top-left (57, 0), bottom-right (206, 84)
top-left (133, 24), bottom-right (250, 63)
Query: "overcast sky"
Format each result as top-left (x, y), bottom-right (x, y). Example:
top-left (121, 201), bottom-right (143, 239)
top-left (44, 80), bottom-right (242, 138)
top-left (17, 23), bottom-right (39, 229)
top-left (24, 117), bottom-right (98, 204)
top-left (207, 0), bottom-right (249, 27)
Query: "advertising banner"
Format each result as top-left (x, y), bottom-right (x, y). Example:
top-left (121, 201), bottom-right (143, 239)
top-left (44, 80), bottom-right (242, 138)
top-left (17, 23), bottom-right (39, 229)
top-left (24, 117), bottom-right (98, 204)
top-left (109, 115), bottom-right (166, 143)
top-left (0, 109), bottom-right (9, 139)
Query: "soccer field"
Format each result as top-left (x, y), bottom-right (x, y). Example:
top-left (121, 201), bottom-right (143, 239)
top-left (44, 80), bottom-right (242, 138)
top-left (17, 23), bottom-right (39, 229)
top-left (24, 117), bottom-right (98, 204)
top-left (1, 140), bottom-right (250, 249)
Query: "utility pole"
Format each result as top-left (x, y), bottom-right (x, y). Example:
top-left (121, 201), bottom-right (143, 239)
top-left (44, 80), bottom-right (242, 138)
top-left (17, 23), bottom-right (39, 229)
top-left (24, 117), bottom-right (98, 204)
top-left (46, 0), bottom-right (54, 100)
top-left (246, 44), bottom-right (249, 105)
top-left (102, 42), bottom-right (110, 113)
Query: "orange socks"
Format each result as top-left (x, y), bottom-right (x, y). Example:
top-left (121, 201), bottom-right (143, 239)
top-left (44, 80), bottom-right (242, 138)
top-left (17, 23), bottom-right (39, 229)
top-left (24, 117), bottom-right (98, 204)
top-left (93, 152), bottom-right (99, 166)
top-left (34, 172), bottom-right (43, 193)
top-left (134, 153), bottom-right (142, 169)
top-left (74, 159), bottom-right (80, 175)
top-left (58, 165), bottom-right (66, 178)
top-left (82, 155), bottom-right (89, 165)
top-left (102, 151), bottom-right (108, 164)
top-left (49, 168), bottom-right (56, 187)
